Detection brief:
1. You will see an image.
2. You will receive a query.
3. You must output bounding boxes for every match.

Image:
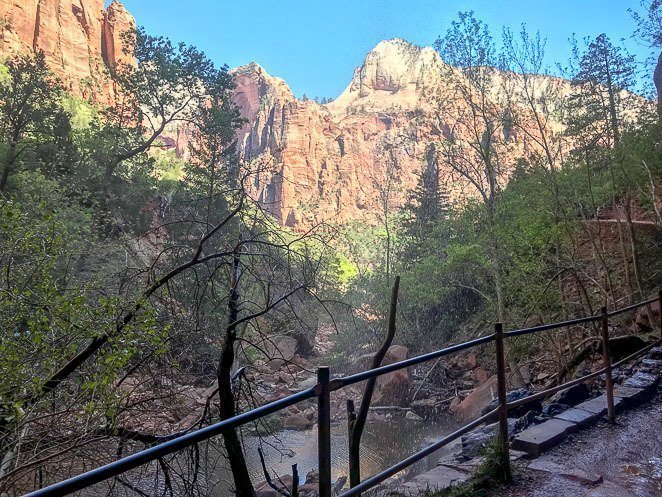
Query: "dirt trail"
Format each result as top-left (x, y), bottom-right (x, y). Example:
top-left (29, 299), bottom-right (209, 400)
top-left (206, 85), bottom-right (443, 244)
top-left (503, 394), bottom-right (661, 497)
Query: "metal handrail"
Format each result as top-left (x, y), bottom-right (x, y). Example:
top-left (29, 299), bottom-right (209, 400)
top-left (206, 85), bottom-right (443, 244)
top-left (332, 334), bottom-right (495, 390)
top-left (23, 387), bottom-right (318, 497)
top-left (507, 338), bottom-right (661, 411)
top-left (22, 292), bottom-right (661, 497)
top-left (608, 297), bottom-right (659, 317)
top-left (504, 313), bottom-right (601, 338)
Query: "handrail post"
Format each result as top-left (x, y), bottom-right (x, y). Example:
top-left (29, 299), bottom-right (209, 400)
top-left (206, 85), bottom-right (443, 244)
top-left (600, 306), bottom-right (615, 423)
top-left (494, 323), bottom-right (511, 480)
top-left (658, 289), bottom-right (662, 340)
top-left (317, 366), bottom-right (332, 497)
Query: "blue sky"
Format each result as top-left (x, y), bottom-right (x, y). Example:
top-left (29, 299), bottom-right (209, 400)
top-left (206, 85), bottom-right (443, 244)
top-left (114, 0), bottom-right (655, 98)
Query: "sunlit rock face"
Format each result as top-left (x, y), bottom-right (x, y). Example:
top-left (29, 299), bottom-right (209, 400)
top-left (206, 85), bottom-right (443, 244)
top-left (0, 0), bottom-right (569, 229)
top-left (0, 0), bottom-right (135, 102)
top-left (232, 38), bottom-right (568, 229)
top-left (232, 40), bottom-right (444, 228)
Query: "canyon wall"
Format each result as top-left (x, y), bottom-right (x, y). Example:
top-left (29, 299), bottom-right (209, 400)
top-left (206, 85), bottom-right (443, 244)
top-left (0, 0), bottom-right (135, 102)
top-left (1, 2), bottom-right (571, 229)
top-left (232, 39), bottom-right (569, 228)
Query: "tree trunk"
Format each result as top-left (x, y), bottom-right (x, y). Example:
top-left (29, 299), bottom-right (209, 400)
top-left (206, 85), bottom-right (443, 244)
top-left (487, 202), bottom-right (525, 388)
top-left (218, 253), bottom-right (255, 497)
top-left (654, 52), bottom-right (662, 128)
top-left (348, 277), bottom-right (400, 492)
top-left (624, 196), bottom-right (644, 300)
top-left (0, 141), bottom-right (17, 192)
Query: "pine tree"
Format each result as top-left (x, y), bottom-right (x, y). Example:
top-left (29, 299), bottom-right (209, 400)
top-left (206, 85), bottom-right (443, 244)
top-left (403, 144), bottom-right (449, 243)
top-left (567, 34), bottom-right (637, 147)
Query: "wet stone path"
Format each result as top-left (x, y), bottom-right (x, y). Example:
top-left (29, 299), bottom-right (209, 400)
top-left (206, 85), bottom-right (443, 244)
top-left (503, 393), bottom-right (661, 497)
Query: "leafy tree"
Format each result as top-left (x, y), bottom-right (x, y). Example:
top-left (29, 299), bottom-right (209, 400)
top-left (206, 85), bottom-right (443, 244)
top-left (0, 52), bottom-right (71, 192)
top-left (631, 0), bottom-right (662, 47)
top-left (433, 12), bottom-right (514, 330)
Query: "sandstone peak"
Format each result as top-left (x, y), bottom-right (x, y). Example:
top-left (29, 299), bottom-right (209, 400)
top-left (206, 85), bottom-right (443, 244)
top-left (103, 1), bottom-right (136, 69)
top-left (232, 62), bottom-right (294, 101)
top-left (329, 37), bottom-right (444, 113)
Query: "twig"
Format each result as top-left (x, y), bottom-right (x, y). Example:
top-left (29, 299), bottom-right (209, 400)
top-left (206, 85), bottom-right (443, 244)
top-left (412, 357), bottom-right (442, 401)
top-left (257, 447), bottom-right (291, 497)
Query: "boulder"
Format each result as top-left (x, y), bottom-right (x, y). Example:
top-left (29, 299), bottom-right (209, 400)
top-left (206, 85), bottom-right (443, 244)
top-left (282, 414), bottom-right (314, 430)
top-left (460, 419), bottom-right (518, 458)
top-left (295, 376), bottom-right (318, 391)
top-left (255, 475), bottom-right (294, 497)
top-left (405, 411), bottom-right (424, 422)
top-left (473, 368), bottom-right (489, 383)
top-left (354, 345), bottom-right (412, 406)
top-left (411, 398), bottom-right (438, 419)
top-left (353, 344), bottom-right (408, 370)
top-left (623, 371), bottom-right (658, 391)
top-left (264, 335), bottom-right (298, 362)
top-left (608, 335), bottom-right (646, 362)
top-left (482, 388), bottom-right (542, 419)
top-left (457, 353), bottom-right (477, 370)
top-left (266, 358), bottom-right (286, 371)
top-left (452, 376), bottom-right (497, 422)
top-left (550, 383), bottom-right (590, 406)
top-left (449, 396), bottom-right (462, 414)
top-left (305, 470), bottom-right (318, 484)
top-left (541, 403), bottom-right (570, 417)
top-left (264, 386), bottom-right (292, 403)
top-left (634, 299), bottom-right (660, 331)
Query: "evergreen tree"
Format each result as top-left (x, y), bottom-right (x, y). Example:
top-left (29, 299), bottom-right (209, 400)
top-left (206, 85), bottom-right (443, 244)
top-left (403, 144), bottom-right (449, 244)
top-left (567, 34), bottom-right (638, 147)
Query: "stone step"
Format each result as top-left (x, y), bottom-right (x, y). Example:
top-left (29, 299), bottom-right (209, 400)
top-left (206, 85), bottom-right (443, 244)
top-left (553, 407), bottom-right (601, 427)
top-left (392, 465), bottom-right (469, 495)
top-left (528, 457), bottom-right (604, 486)
top-left (575, 393), bottom-right (626, 415)
top-left (612, 385), bottom-right (647, 406)
top-left (511, 418), bottom-right (577, 457)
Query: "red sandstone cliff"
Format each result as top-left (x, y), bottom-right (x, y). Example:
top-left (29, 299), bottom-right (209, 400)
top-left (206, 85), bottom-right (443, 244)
top-left (232, 39), bottom-right (570, 228)
top-left (0, 3), bottom-right (578, 229)
top-left (0, 0), bottom-right (135, 102)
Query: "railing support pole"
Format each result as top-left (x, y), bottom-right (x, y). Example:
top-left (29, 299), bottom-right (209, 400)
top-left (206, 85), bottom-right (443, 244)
top-left (600, 306), bottom-right (615, 423)
top-left (494, 323), bottom-right (511, 480)
top-left (317, 366), bottom-right (332, 497)
top-left (658, 289), bottom-right (662, 340)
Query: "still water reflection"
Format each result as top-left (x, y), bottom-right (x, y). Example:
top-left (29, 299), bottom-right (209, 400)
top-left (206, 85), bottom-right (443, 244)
top-left (221, 414), bottom-right (460, 490)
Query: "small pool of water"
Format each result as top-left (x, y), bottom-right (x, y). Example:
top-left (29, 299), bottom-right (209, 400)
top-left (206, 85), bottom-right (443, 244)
top-left (216, 414), bottom-right (461, 491)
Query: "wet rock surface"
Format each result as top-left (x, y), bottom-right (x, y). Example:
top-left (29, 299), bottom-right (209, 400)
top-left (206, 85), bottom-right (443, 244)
top-left (502, 349), bottom-right (661, 497)
top-left (503, 393), bottom-right (662, 497)
top-left (550, 383), bottom-right (590, 406)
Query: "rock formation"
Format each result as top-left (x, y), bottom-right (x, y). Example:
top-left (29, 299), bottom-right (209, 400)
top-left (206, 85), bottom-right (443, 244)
top-left (0, 0), bottom-right (135, 102)
top-left (0, 1), bottom-right (579, 229)
top-left (232, 39), bottom-right (570, 228)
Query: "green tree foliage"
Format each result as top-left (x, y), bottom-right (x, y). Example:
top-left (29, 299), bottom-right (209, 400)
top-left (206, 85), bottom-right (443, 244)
top-left (0, 52), bottom-right (71, 191)
top-left (567, 34), bottom-right (638, 147)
